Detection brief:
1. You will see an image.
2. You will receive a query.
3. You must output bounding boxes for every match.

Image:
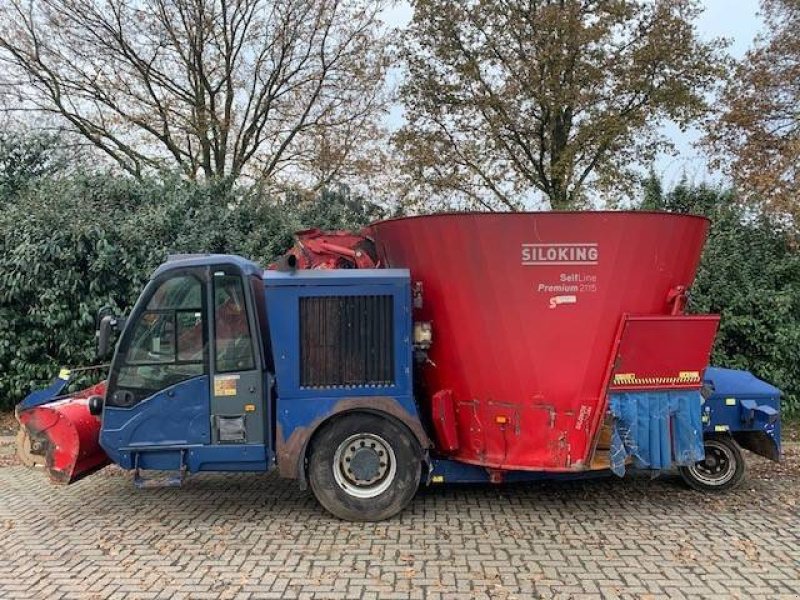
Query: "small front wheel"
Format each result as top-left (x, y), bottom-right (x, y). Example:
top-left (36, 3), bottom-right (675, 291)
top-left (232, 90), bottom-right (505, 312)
top-left (16, 427), bottom-right (45, 468)
top-left (679, 436), bottom-right (746, 492)
top-left (308, 413), bottom-right (421, 521)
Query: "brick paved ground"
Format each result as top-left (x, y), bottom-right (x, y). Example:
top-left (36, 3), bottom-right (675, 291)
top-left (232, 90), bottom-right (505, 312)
top-left (0, 431), bottom-right (798, 600)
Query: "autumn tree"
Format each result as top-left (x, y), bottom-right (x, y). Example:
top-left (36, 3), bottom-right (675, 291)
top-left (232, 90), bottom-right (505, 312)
top-left (705, 0), bottom-right (799, 219)
top-left (0, 0), bottom-right (392, 187)
top-left (396, 0), bottom-right (728, 210)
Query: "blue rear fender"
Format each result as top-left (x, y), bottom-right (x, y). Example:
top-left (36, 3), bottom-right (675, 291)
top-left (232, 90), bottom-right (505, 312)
top-left (274, 394), bottom-right (431, 485)
top-left (701, 367), bottom-right (781, 462)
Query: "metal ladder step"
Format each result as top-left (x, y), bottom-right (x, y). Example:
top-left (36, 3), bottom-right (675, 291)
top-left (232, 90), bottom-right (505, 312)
top-left (133, 449), bottom-right (187, 489)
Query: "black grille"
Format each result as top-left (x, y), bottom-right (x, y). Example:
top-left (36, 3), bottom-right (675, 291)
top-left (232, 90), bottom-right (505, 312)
top-left (300, 295), bottom-right (394, 388)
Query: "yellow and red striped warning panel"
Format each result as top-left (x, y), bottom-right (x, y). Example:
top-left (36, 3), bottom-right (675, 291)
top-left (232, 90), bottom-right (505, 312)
top-left (612, 371), bottom-right (701, 387)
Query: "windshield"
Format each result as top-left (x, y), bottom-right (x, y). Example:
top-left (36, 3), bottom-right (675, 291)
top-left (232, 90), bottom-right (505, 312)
top-left (108, 274), bottom-right (207, 406)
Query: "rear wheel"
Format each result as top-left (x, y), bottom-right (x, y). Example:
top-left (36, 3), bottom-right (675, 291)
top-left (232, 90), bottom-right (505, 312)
top-left (679, 437), bottom-right (745, 492)
top-left (308, 413), bottom-right (421, 521)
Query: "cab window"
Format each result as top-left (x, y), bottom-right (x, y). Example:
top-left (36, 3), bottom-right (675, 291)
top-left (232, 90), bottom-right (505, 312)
top-left (112, 274), bottom-right (207, 405)
top-left (213, 274), bottom-right (255, 372)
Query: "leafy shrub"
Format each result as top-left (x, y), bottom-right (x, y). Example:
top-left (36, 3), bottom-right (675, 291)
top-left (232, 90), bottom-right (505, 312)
top-left (0, 130), bottom-right (69, 198)
top-left (642, 178), bottom-right (800, 417)
top-left (3, 134), bottom-right (797, 421)
top-left (0, 170), bottom-right (382, 408)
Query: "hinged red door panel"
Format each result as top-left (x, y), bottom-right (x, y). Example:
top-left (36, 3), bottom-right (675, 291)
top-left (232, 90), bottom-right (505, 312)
top-left (609, 315), bottom-right (720, 391)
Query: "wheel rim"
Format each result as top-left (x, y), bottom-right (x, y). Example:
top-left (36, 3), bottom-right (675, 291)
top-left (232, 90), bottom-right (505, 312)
top-left (332, 433), bottom-right (397, 499)
top-left (686, 440), bottom-right (736, 486)
top-left (16, 428), bottom-right (46, 469)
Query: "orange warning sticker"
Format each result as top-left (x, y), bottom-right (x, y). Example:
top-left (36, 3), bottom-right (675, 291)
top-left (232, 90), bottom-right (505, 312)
top-left (214, 375), bottom-right (239, 397)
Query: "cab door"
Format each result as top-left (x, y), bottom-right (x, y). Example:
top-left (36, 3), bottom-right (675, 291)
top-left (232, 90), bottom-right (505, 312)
top-left (208, 269), bottom-right (266, 448)
top-left (100, 268), bottom-right (212, 470)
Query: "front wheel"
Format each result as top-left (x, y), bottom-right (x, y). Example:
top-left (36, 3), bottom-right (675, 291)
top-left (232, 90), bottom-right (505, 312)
top-left (308, 413), bottom-right (421, 521)
top-left (679, 436), bottom-right (746, 492)
top-left (15, 427), bottom-right (44, 468)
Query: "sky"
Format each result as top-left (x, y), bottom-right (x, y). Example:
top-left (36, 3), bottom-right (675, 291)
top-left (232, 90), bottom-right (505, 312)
top-left (382, 0), bottom-right (766, 188)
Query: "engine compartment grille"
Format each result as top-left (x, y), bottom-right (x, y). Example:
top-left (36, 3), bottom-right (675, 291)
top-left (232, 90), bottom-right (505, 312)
top-left (299, 295), bottom-right (394, 388)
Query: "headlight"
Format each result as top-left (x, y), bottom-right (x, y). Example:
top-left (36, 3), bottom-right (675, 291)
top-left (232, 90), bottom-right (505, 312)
top-left (413, 321), bottom-right (432, 349)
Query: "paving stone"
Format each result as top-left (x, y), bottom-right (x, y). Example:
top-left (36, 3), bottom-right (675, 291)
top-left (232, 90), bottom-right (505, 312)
top-left (0, 447), bottom-right (798, 599)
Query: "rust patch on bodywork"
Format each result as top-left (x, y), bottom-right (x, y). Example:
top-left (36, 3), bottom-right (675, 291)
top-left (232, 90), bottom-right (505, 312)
top-left (276, 396), bottom-right (432, 480)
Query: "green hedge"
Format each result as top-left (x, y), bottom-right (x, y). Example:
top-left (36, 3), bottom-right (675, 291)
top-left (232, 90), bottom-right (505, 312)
top-left (642, 179), bottom-right (800, 417)
top-left (2, 135), bottom-right (797, 418)
top-left (0, 173), bottom-right (381, 409)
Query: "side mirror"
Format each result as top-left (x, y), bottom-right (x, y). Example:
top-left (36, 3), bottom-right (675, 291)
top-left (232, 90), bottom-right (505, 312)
top-left (97, 314), bottom-right (125, 360)
top-left (95, 305), bottom-right (115, 330)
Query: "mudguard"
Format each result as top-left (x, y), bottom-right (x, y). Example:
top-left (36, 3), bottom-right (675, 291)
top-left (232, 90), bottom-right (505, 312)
top-left (701, 367), bottom-right (782, 462)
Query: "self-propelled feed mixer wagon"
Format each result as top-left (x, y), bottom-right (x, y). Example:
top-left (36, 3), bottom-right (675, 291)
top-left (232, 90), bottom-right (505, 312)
top-left (16, 212), bottom-right (782, 520)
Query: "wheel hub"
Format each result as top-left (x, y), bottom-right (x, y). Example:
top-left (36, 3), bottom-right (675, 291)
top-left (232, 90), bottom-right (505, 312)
top-left (688, 440), bottom-right (735, 485)
top-left (333, 433), bottom-right (396, 498)
top-left (349, 447), bottom-right (382, 482)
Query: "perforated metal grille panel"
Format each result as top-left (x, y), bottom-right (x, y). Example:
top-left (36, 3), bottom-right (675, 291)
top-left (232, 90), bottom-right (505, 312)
top-left (299, 295), bottom-right (394, 388)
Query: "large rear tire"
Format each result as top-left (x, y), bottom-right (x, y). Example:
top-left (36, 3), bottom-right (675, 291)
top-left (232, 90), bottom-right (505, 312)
top-left (679, 436), bottom-right (746, 493)
top-left (308, 413), bottom-right (421, 521)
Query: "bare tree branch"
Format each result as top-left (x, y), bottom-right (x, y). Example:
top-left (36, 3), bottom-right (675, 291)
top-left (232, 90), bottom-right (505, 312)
top-left (0, 0), bottom-right (391, 187)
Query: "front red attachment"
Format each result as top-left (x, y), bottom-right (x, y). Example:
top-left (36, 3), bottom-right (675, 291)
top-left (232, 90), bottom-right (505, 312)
top-left (16, 382), bottom-right (110, 484)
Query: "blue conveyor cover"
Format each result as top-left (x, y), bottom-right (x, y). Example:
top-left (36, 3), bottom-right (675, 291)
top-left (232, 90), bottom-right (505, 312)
top-left (608, 391), bottom-right (705, 476)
